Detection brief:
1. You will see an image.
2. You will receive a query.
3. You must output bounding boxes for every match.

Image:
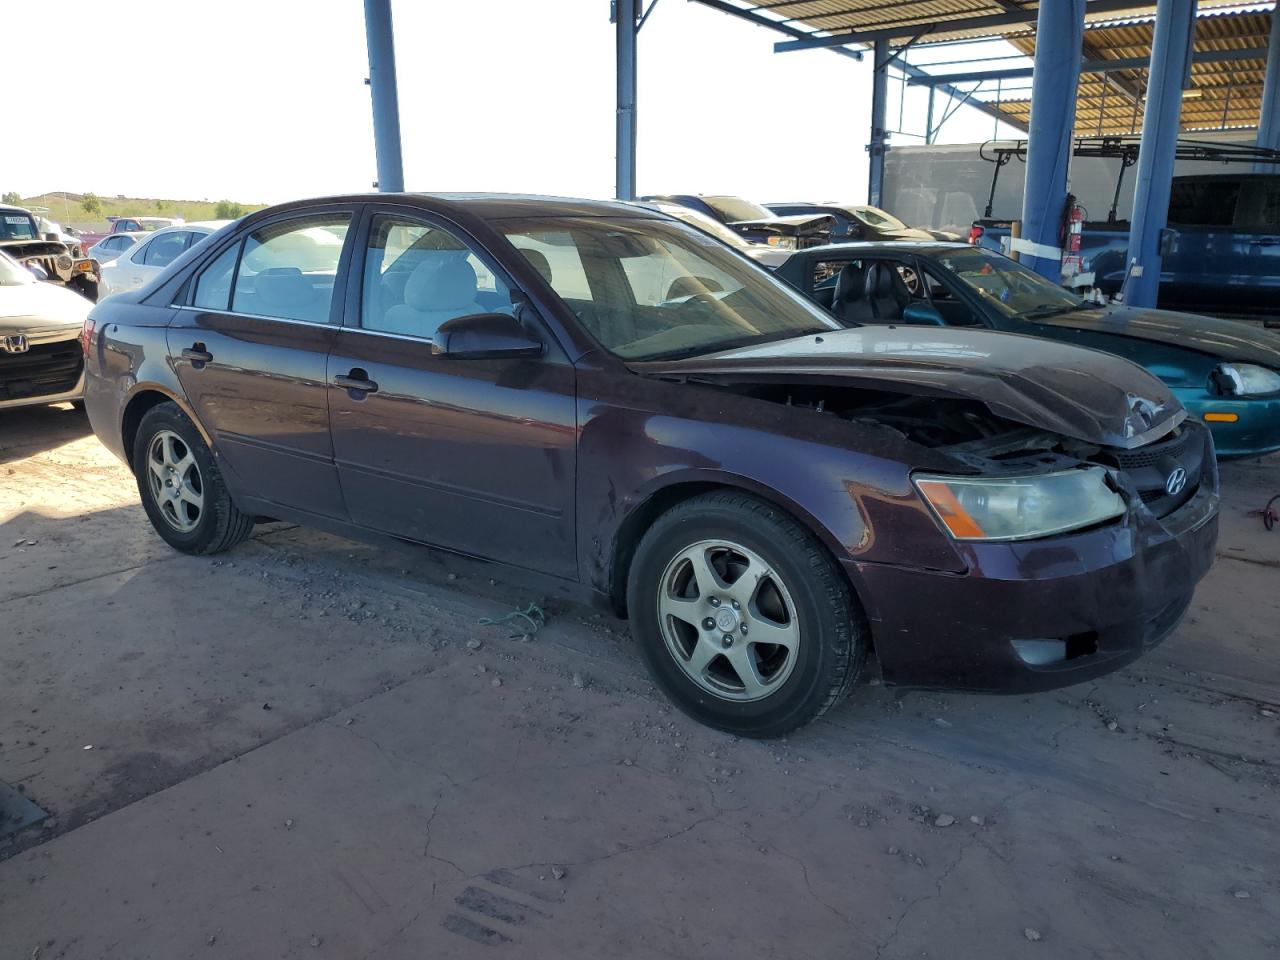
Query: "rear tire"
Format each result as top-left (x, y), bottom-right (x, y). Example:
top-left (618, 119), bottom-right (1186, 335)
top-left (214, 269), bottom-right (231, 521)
top-left (627, 491), bottom-right (866, 738)
top-left (132, 402), bottom-right (253, 555)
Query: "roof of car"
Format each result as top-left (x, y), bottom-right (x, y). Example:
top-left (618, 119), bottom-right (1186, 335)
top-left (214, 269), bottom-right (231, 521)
top-left (793, 240), bottom-right (972, 257)
top-left (246, 193), bottom-right (662, 224)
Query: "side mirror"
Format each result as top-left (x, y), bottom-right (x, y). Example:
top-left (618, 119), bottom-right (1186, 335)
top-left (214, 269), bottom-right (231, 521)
top-left (902, 303), bottom-right (946, 326)
top-left (431, 312), bottom-right (543, 360)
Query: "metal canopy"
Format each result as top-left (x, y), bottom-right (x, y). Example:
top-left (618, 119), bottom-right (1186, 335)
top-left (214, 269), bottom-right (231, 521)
top-left (997, 8), bottom-right (1275, 134)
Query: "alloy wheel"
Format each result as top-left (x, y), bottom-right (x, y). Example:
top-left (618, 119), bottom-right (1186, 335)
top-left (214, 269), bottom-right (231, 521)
top-left (146, 429), bottom-right (204, 533)
top-left (656, 539), bottom-right (800, 702)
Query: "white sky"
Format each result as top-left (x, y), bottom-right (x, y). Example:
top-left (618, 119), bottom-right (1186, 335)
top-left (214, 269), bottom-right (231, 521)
top-left (4, 0), bottom-right (1021, 205)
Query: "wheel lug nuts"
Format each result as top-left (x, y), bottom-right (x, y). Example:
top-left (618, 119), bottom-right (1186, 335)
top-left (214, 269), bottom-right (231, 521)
top-left (741, 624), bottom-right (748, 635)
top-left (722, 635), bottom-right (734, 648)
top-left (731, 600), bottom-right (740, 610)
top-left (703, 618), bottom-right (715, 630)
top-left (708, 597), bottom-right (720, 607)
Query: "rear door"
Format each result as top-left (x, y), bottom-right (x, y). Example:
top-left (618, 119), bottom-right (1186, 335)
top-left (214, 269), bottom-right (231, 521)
top-left (167, 207), bottom-right (357, 518)
top-left (1163, 177), bottom-right (1239, 313)
top-left (1233, 177), bottom-right (1280, 312)
top-left (327, 207), bottom-right (578, 578)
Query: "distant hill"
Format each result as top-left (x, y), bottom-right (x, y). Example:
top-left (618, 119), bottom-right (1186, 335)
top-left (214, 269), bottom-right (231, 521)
top-left (7, 192), bottom-right (268, 230)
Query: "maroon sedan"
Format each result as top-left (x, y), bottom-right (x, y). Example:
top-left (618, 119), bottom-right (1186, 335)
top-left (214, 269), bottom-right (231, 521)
top-left (81, 195), bottom-right (1219, 737)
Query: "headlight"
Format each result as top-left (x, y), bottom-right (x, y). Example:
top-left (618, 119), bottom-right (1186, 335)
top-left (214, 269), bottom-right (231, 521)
top-left (1211, 363), bottom-right (1280, 397)
top-left (914, 467), bottom-right (1125, 541)
top-left (56, 254), bottom-right (73, 271)
top-left (766, 235), bottom-right (798, 249)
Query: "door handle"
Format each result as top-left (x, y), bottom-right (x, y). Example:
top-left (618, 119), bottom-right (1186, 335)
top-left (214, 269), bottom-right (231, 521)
top-left (334, 369), bottom-right (379, 395)
top-left (181, 345), bottom-right (213, 367)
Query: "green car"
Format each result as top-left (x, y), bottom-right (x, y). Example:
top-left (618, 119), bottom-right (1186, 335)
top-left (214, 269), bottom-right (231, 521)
top-left (774, 242), bottom-right (1280, 458)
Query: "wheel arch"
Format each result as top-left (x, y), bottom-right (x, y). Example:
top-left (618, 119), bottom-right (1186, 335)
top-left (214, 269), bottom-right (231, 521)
top-left (120, 384), bottom-right (209, 470)
top-left (605, 471), bottom-right (865, 619)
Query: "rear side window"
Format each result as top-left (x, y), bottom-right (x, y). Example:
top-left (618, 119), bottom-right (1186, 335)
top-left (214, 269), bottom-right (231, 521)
top-left (1168, 180), bottom-right (1240, 227)
top-left (142, 231), bottom-right (190, 267)
top-left (1235, 179), bottom-right (1280, 230)
top-left (192, 243), bottom-right (239, 310)
top-left (189, 215), bottom-right (350, 320)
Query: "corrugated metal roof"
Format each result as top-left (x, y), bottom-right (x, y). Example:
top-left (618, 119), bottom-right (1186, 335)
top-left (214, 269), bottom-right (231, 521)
top-left (712, 0), bottom-right (1253, 46)
top-left (995, 8), bottom-right (1273, 134)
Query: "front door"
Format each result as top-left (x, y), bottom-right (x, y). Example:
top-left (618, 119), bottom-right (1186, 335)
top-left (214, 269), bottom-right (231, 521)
top-left (327, 209), bottom-right (577, 578)
top-left (168, 209), bottom-right (356, 518)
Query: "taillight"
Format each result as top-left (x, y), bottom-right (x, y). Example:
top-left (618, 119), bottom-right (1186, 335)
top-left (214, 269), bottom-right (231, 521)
top-left (80, 316), bottom-right (96, 359)
top-left (968, 225), bottom-right (984, 245)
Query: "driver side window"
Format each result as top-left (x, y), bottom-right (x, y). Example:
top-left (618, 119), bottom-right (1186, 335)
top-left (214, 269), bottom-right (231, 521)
top-left (361, 215), bottom-right (513, 340)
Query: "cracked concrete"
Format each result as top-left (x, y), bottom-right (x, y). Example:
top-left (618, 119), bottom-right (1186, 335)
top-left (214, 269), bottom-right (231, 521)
top-left (2, 404), bottom-right (1279, 959)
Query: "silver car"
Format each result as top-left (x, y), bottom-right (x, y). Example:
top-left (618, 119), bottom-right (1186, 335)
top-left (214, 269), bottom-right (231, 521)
top-left (0, 250), bottom-right (90, 410)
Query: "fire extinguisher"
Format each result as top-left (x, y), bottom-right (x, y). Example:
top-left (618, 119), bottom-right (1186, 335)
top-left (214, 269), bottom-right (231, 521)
top-left (1060, 193), bottom-right (1085, 283)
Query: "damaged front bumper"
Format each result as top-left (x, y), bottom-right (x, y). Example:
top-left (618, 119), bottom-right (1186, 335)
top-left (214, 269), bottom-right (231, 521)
top-left (849, 455), bottom-right (1220, 694)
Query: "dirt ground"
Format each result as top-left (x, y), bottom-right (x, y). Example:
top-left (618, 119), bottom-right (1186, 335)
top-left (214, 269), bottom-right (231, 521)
top-left (1, 403), bottom-right (1277, 960)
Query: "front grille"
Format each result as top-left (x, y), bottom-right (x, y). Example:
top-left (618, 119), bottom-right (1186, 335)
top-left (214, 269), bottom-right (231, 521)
top-left (1096, 425), bottom-right (1206, 519)
top-left (0, 339), bottom-right (83, 401)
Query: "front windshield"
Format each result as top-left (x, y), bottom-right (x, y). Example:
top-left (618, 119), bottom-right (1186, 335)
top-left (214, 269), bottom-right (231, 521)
top-left (0, 251), bottom-right (35, 285)
top-left (499, 217), bottom-right (839, 361)
top-left (703, 196), bottom-right (775, 223)
top-left (2, 213), bottom-right (39, 241)
top-left (935, 247), bottom-right (1083, 318)
top-left (849, 206), bottom-right (908, 230)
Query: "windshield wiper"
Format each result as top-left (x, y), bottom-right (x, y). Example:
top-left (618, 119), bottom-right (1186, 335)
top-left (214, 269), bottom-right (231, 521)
top-left (1019, 303), bottom-right (1085, 321)
top-left (639, 329), bottom-right (825, 362)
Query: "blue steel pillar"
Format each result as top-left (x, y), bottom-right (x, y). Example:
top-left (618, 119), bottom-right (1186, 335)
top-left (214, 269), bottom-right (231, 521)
top-left (1125, 0), bottom-right (1197, 307)
top-left (868, 38), bottom-right (889, 207)
top-left (363, 0), bottom-right (404, 192)
top-left (1019, 0), bottom-right (1085, 281)
top-left (616, 0), bottom-right (638, 200)
top-left (1255, 6), bottom-right (1280, 169)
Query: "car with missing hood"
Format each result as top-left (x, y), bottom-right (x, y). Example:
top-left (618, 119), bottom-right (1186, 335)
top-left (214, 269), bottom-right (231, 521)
top-left (640, 194), bottom-right (833, 250)
top-left (768, 202), bottom-right (960, 243)
top-left (83, 194), bottom-right (1217, 737)
top-left (633, 200), bottom-right (792, 268)
top-left (772, 241), bottom-right (1280, 458)
top-left (0, 249), bottom-right (91, 410)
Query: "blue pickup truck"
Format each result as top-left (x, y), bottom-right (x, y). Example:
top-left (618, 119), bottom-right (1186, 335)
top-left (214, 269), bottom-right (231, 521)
top-left (970, 173), bottom-right (1280, 318)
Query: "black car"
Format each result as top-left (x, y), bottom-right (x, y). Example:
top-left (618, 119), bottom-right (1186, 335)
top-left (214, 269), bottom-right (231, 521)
top-left (84, 194), bottom-right (1217, 737)
top-left (768, 202), bottom-right (958, 243)
top-left (641, 194), bottom-right (833, 249)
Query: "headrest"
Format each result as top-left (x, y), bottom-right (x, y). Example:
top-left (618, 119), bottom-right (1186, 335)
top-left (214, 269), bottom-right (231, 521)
top-left (833, 263), bottom-right (866, 303)
top-left (404, 257), bottom-right (479, 311)
top-left (865, 262), bottom-right (900, 298)
top-left (254, 267), bottom-right (313, 310)
top-left (666, 276), bottom-right (724, 300)
top-left (520, 248), bottom-right (553, 284)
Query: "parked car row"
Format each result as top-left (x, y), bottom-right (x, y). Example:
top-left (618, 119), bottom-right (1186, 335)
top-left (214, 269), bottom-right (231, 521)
top-left (77, 193), bottom-right (1225, 738)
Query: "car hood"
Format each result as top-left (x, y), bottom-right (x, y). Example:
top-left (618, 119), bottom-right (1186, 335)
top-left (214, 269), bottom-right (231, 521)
top-left (630, 326), bottom-right (1183, 449)
top-left (731, 214), bottom-right (834, 237)
top-left (1036, 304), bottom-right (1280, 368)
top-left (878, 226), bottom-right (937, 241)
top-left (0, 280), bottom-right (91, 333)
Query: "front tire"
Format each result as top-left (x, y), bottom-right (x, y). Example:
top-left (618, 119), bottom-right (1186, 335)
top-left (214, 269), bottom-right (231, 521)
top-left (132, 402), bottom-right (254, 555)
top-left (627, 492), bottom-right (866, 738)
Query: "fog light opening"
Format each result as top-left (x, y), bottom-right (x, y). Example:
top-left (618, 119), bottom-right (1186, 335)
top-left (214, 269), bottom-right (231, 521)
top-left (1012, 633), bottom-right (1098, 666)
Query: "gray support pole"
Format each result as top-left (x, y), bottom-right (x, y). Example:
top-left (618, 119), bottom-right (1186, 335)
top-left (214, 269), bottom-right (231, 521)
top-left (868, 38), bottom-right (889, 206)
top-left (363, 0), bottom-right (404, 192)
top-left (925, 86), bottom-right (936, 144)
top-left (1019, 0), bottom-right (1086, 281)
top-left (1256, 5), bottom-right (1280, 169)
top-left (1125, 0), bottom-right (1197, 307)
top-left (616, 0), bottom-right (638, 200)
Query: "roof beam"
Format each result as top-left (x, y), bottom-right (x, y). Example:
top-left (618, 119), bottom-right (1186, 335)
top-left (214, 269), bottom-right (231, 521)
top-left (772, 0), bottom-right (1159, 52)
top-left (904, 47), bottom-right (1268, 86)
top-left (693, 0), bottom-right (863, 60)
